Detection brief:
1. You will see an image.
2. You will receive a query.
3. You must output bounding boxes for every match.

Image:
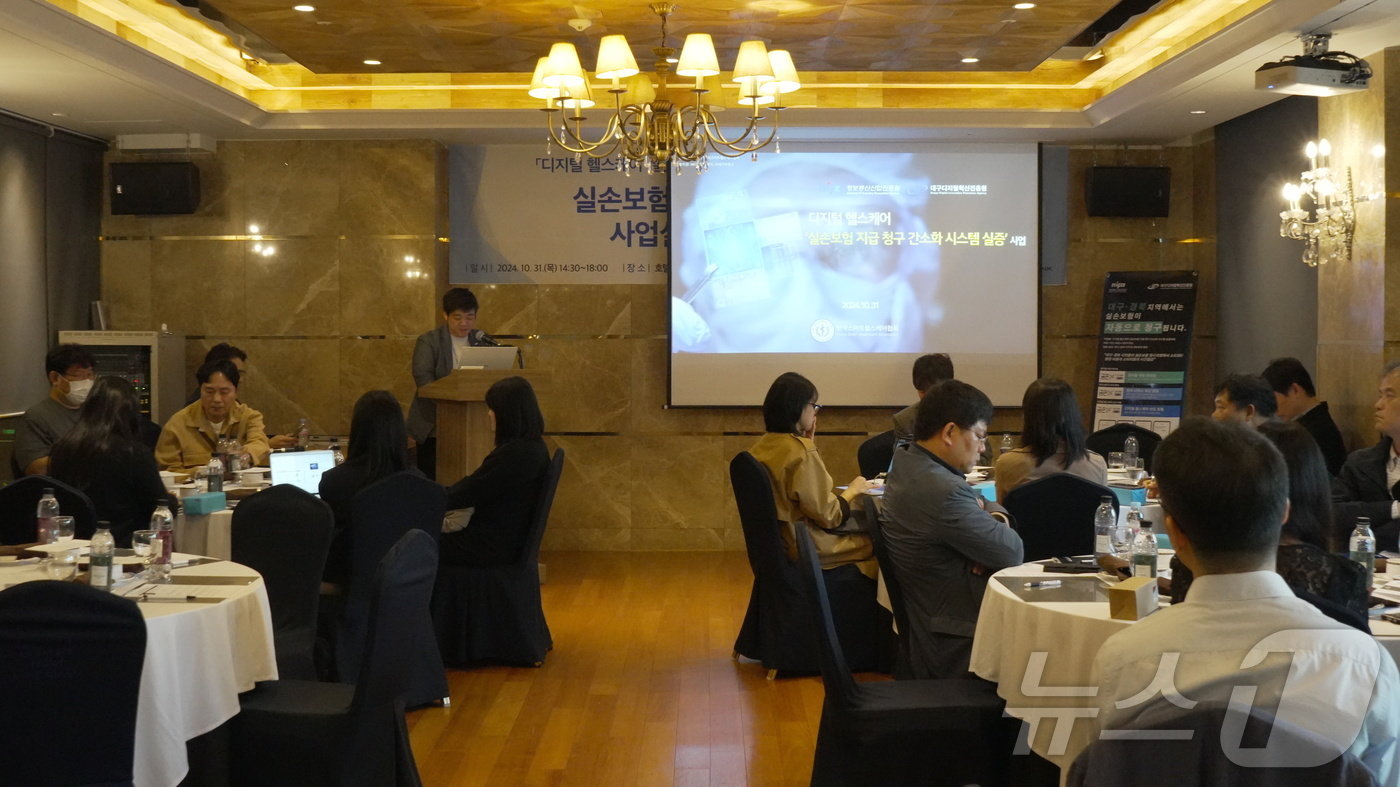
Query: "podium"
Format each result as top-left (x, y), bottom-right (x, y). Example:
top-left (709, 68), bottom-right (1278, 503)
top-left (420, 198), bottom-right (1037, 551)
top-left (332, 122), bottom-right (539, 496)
top-left (418, 369), bottom-right (548, 484)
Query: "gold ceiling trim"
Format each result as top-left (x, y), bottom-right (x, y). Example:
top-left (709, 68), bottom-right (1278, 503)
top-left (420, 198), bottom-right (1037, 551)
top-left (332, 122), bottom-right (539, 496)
top-left (43, 0), bottom-right (1267, 115)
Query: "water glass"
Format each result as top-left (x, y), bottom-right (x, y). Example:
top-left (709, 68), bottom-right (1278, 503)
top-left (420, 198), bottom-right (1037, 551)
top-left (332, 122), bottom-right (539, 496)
top-left (52, 516), bottom-right (75, 543)
top-left (1125, 457), bottom-right (1147, 483)
top-left (132, 530), bottom-right (163, 582)
top-left (1110, 524), bottom-right (1136, 558)
top-left (1108, 452), bottom-right (1125, 470)
top-left (44, 549), bottom-right (78, 581)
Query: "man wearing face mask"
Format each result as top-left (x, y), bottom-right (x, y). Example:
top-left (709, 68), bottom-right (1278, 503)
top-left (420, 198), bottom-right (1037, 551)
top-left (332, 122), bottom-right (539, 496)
top-left (15, 344), bottom-right (96, 476)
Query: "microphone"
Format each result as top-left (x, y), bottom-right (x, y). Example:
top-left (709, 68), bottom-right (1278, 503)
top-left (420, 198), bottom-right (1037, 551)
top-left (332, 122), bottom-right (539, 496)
top-left (468, 328), bottom-right (501, 347)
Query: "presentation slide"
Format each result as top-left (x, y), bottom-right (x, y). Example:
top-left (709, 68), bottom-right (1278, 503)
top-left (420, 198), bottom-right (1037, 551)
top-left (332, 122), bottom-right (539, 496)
top-left (669, 143), bottom-right (1040, 407)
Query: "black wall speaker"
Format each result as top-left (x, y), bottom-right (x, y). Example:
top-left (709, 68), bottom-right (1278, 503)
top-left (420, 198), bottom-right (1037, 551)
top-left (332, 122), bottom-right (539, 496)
top-left (109, 162), bottom-right (202, 215)
top-left (1085, 166), bottom-right (1171, 218)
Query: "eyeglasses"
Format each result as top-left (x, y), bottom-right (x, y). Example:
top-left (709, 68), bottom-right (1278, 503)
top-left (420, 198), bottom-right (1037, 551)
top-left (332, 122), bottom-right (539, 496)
top-left (808, 402), bottom-right (823, 412)
top-left (967, 428), bottom-right (988, 444)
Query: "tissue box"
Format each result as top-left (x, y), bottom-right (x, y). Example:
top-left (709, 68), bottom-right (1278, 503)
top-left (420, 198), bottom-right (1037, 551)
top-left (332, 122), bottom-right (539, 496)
top-left (1108, 576), bottom-right (1159, 621)
top-left (1110, 485), bottom-right (1148, 507)
top-left (182, 492), bottom-right (227, 515)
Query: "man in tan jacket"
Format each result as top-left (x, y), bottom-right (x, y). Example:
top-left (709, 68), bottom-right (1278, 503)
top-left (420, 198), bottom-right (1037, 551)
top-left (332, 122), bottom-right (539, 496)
top-left (156, 359), bottom-right (270, 475)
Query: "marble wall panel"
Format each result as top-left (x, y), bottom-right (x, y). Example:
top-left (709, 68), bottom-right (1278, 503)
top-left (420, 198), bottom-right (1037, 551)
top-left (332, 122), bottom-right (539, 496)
top-left (236, 338), bottom-right (342, 437)
top-left (544, 435), bottom-right (632, 547)
top-left (538, 284), bottom-right (633, 334)
top-left (631, 284), bottom-right (670, 336)
top-left (244, 238), bottom-right (340, 336)
top-left (336, 141), bottom-right (441, 237)
top-left (470, 283), bottom-right (539, 336)
top-left (100, 240), bottom-right (153, 331)
top-left (234, 141), bottom-right (342, 238)
top-left (529, 338), bottom-right (631, 433)
top-left (630, 436), bottom-right (727, 535)
top-left (150, 240), bottom-right (246, 336)
top-left (339, 238), bottom-right (440, 335)
top-left (340, 337), bottom-right (418, 431)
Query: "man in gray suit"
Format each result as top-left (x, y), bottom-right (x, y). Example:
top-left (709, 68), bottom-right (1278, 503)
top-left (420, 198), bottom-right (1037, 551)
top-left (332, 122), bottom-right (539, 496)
top-left (407, 287), bottom-right (486, 479)
top-left (891, 353), bottom-right (954, 448)
top-left (881, 379), bottom-right (1024, 679)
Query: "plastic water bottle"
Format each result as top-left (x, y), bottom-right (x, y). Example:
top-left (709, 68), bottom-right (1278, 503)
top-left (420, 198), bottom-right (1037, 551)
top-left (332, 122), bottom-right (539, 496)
top-left (1000, 433), bottom-right (1014, 458)
top-left (89, 523), bottom-right (116, 591)
top-left (1126, 505), bottom-right (1142, 533)
top-left (36, 488), bottom-right (60, 544)
top-left (330, 437), bottom-right (344, 465)
top-left (1123, 435), bottom-right (1140, 463)
top-left (1132, 520), bottom-right (1158, 578)
top-left (1093, 495), bottom-right (1117, 562)
top-left (207, 454), bottom-right (224, 493)
top-left (150, 499), bottom-right (175, 583)
top-left (296, 418), bottom-right (311, 449)
top-left (1350, 516), bottom-right (1377, 590)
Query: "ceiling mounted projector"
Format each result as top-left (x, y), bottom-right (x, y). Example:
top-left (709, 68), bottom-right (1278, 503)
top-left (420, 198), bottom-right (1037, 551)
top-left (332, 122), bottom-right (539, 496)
top-left (1256, 34), bottom-right (1371, 96)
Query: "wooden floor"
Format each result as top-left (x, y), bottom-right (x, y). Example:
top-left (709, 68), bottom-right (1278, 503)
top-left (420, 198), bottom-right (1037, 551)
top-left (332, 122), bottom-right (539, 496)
top-left (406, 551), bottom-right (832, 786)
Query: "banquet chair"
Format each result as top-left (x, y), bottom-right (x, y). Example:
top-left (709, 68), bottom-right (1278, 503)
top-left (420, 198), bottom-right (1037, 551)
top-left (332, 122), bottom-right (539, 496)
top-left (856, 430), bottom-right (897, 478)
top-left (794, 527), bottom-right (1016, 786)
top-left (431, 448), bottom-right (563, 667)
top-left (0, 580), bottom-right (146, 786)
top-left (730, 451), bottom-right (885, 677)
top-left (0, 474), bottom-right (99, 543)
top-left (337, 471), bottom-right (448, 707)
top-left (1086, 423), bottom-right (1162, 473)
top-left (863, 496), bottom-right (915, 680)
top-left (1002, 473), bottom-right (1119, 562)
top-left (232, 529), bottom-right (436, 787)
top-left (232, 483), bottom-right (334, 680)
top-left (1066, 701), bottom-right (1378, 786)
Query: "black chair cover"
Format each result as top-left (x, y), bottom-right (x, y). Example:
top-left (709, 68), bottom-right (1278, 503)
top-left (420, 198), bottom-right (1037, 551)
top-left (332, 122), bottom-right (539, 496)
top-left (431, 449), bottom-right (563, 666)
top-left (1086, 423), bottom-right (1162, 473)
top-left (232, 483), bottom-right (334, 680)
top-left (337, 471), bottom-right (448, 706)
top-left (0, 474), bottom-right (99, 543)
top-left (856, 430), bottom-right (896, 478)
top-left (863, 496), bottom-right (915, 680)
top-left (794, 527), bottom-right (1016, 787)
top-left (730, 452), bottom-right (885, 675)
top-left (233, 530), bottom-right (438, 787)
top-left (1068, 701), bottom-right (1378, 786)
top-left (0, 580), bottom-right (147, 786)
top-left (1003, 473), bottom-right (1120, 562)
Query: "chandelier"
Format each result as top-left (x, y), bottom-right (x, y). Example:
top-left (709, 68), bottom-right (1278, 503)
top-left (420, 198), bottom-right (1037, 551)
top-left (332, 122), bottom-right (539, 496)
top-left (1279, 138), bottom-right (1355, 266)
top-left (527, 2), bottom-right (801, 173)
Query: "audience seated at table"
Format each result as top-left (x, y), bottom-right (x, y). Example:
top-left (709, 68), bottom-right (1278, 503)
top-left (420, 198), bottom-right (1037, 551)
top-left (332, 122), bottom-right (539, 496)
top-left (1210, 373), bottom-right (1278, 427)
top-left (1263, 356), bottom-right (1348, 476)
top-left (994, 377), bottom-right (1107, 503)
top-left (882, 379), bottom-right (1024, 678)
top-left (749, 372), bottom-right (876, 579)
top-left (185, 343), bottom-right (297, 450)
top-left (891, 353), bottom-right (954, 448)
top-left (318, 390), bottom-right (422, 584)
top-left (48, 377), bottom-right (170, 547)
top-left (1092, 417), bottom-right (1400, 784)
top-left (1334, 359), bottom-right (1400, 552)
top-left (439, 376), bottom-right (550, 567)
top-left (14, 343), bottom-right (94, 477)
top-left (1169, 420), bottom-right (1368, 620)
top-left (156, 359), bottom-right (270, 475)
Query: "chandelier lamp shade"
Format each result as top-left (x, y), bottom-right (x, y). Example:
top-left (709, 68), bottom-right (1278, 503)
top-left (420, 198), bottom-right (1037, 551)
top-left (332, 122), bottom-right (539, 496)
top-left (527, 2), bottom-right (802, 172)
top-left (1279, 138), bottom-right (1356, 267)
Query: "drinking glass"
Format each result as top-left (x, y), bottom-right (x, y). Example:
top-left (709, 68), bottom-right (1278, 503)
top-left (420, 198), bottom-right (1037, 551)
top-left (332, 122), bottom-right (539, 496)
top-left (44, 549), bottom-right (78, 581)
top-left (52, 516), bottom-right (75, 543)
top-left (1110, 524), bottom-right (1136, 558)
top-left (1108, 452), bottom-right (1125, 470)
top-left (132, 530), bottom-right (162, 581)
top-left (1125, 457), bottom-right (1147, 483)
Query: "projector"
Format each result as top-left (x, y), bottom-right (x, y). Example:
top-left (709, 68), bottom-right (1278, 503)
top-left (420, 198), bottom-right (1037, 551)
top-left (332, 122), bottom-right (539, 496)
top-left (1255, 34), bottom-right (1372, 97)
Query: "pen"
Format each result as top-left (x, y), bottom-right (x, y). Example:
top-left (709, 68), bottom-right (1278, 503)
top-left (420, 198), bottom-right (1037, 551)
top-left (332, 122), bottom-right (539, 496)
top-left (1024, 580), bottom-right (1062, 589)
top-left (140, 595), bottom-right (197, 603)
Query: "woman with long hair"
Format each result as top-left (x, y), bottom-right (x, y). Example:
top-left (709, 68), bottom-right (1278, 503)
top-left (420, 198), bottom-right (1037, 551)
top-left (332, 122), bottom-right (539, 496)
top-left (48, 376), bottom-right (169, 546)
top-left (994, 377), bottom-right (1106, 502)
top-left (1170, 420), bottom-right (1368, 617)
top-left (440, 376), bottom-right (551, 566)
top-left (318, 390), bottom-right (417, 582)
top-left (749, 372), bottom-right (876, 577)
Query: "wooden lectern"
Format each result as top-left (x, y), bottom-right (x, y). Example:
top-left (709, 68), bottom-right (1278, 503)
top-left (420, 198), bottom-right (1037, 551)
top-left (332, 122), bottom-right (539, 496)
top-left (418, 369), bottom-right (549, 484)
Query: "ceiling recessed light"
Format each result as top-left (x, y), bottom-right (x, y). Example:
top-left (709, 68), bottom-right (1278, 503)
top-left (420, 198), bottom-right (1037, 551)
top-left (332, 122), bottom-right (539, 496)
top-left (1013, 2), bottom-right (1035, 8)
top-left (961, 57), bottom-right (980, 64)
top-left (1189, 109), bottom-right (1206, 115)
top-left (293, 4), bottom-right (315, 11)
top-left (363, 59), bottom-right (382, 66)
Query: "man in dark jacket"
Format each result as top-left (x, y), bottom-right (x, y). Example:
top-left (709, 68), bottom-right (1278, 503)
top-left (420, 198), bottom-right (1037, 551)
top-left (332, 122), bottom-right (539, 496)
top-left (1334, 360), bottom-right (1400, 550)
top-left (1263, 356), bottom-right (1348, 475)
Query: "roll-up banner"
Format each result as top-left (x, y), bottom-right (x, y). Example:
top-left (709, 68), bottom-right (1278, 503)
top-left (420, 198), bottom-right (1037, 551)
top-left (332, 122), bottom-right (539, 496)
top-left (1092, 271), bottom-right (1199, 435)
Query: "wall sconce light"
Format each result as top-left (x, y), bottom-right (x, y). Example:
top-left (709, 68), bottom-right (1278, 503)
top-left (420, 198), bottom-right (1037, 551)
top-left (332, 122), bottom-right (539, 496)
top-left (1279, 138), bottom-right (1355, 266)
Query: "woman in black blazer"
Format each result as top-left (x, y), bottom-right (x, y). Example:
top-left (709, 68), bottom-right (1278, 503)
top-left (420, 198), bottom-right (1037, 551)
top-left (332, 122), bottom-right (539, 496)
top-left (441, 376), bottom-right (550, 566)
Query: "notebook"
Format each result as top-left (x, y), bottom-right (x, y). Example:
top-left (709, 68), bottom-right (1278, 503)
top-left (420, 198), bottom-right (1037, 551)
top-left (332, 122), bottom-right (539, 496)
top-left (269, 449), bottom-right (336, 495)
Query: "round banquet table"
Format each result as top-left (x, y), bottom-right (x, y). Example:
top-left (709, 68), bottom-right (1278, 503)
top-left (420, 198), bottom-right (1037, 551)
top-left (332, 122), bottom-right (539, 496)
top-left (968, 556), bottom-right (1400, 779)
top-left (0, 557), bottom-right (277, 787)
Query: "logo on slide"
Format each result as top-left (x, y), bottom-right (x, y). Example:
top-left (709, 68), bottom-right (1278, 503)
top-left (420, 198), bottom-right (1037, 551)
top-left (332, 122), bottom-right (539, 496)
top-left (810, 319), bottom-right (835, 343)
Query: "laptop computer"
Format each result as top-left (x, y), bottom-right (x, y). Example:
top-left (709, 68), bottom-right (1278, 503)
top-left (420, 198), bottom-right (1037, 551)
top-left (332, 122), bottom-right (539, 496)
top-left (455, 346), bottom-right (519, 370)
top-left (269, 449), bottom-right (336, 495)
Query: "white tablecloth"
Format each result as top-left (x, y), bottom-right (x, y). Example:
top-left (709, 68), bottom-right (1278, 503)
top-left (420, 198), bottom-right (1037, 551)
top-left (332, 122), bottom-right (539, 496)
top-left (0, 557), bottom-right (277, 787)
top-left (968, 557), bottom-right (1400, 778)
